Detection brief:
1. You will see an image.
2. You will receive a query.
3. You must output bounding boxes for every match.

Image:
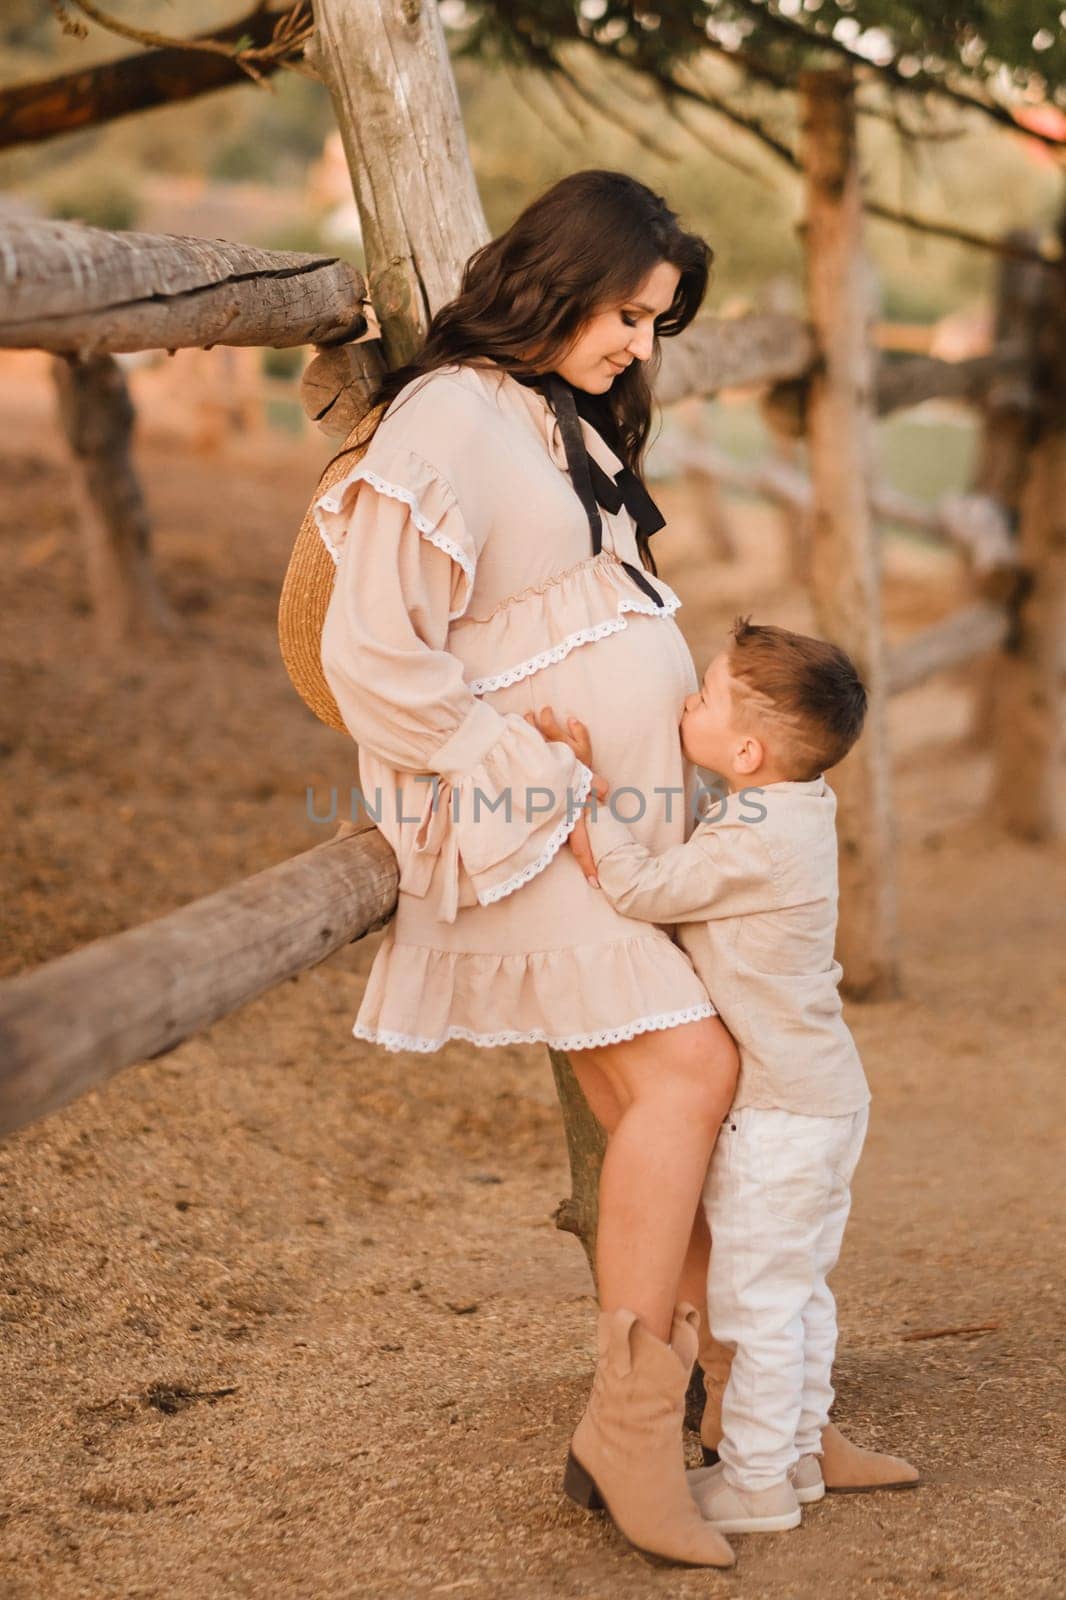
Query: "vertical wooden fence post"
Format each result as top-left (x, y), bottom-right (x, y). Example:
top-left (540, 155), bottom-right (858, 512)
top-left (969, 228), bottom-right (1046, 743)
top-left (548, 1049), bottom-right (606, 1281)
top-left (799, 67), bottom-right (899, 999)
top-left (989, 215), bottom-right (1066, 839)
top-left (308, 0), bottom-right (489, 367)
top-left (51, 352), bottom-right (173, 648)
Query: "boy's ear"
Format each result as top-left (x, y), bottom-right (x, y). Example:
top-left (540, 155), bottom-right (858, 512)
top-left (734, 735), bottom-right (764, 776)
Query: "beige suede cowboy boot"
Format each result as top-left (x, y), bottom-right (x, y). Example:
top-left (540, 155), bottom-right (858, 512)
top-left (564, 1303), bottom-right (736, 1568)
top-left (695, 1317), bottom-right (920, 1491)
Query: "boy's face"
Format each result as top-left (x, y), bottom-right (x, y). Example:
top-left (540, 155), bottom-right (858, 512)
top-left (680, 650), bottom-right (746, 775)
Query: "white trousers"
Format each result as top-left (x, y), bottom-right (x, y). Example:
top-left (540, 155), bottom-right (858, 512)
top-left (701, 1103), bottom-right (869, 1491)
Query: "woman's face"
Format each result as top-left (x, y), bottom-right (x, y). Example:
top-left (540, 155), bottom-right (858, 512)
top-left (554, 260), bottom-right (682, 394)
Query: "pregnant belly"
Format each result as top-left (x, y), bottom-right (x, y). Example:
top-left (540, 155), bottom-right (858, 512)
top-left (478, 612), bottom-right (699, 850)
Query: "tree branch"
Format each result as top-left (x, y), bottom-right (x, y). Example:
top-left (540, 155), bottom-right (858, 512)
top-left (0, 7), bottom-right (309, 150)
top-left (50, 0), bottom-right (314, 85)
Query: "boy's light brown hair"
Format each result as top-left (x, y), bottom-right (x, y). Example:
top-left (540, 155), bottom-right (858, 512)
top-left (727, 617), bottom-right (867, 780)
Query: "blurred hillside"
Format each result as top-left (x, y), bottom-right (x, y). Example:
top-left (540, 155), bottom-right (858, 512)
top-left (1, 4), bottom-right (1061, 323)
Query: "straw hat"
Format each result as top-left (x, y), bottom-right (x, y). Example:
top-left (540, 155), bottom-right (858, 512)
top-left (277, 402), bottom-right (385, 731)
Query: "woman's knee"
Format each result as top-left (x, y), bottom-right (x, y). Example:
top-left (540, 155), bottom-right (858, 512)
top-left (669, 1015), bottom-right (738, 1088)
top-left (616, 1016), bottom-right (739, 1123)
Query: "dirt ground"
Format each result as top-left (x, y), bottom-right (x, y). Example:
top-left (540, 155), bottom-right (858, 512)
top-left (1, 351), bottom-right (1063, 1600)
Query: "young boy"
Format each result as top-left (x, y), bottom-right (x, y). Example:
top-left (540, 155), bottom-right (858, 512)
top-left (533, 617), bottom-right (874, 1536)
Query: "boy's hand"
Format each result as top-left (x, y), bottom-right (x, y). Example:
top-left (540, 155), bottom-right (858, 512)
top-left (524, 706), bottom-right (594, 769)
top-left (524, 708), bottom-right (609, 880)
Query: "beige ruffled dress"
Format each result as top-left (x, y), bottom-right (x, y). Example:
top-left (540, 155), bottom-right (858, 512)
top-left (315, 359), bottom-right (717, 1052)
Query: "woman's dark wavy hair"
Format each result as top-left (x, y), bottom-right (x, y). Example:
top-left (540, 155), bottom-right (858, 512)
top-left (361, 170), bottom-right (712, 578)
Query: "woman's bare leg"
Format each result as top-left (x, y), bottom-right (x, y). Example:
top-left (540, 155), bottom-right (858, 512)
top-left (569, 1016), bottom-right (737, 1343)
top-left (677, 1203), bottom-right (713, 1318)
top-left (568, 1053), bottom-right (627, 1135)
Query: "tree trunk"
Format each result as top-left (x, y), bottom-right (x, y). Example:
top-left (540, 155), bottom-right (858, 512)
top-left (799, 67), bottom-right (899, 999)
top-left (308, 0), bottom-right (489, 366)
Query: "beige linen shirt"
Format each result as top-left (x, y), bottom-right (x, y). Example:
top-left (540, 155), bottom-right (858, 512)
top-left (585, 778), bottom-right (870, 1116)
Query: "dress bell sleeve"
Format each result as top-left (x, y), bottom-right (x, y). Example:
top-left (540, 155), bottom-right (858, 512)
top-left (317, 454), bottom-right (593, 924)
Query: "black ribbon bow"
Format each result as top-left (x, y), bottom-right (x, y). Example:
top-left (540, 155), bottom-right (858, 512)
top-left (514, 372), bottom-right (667, 608)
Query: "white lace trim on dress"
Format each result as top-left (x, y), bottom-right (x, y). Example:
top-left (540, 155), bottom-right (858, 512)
top-left (353, 1000), bottom-right (717, 1055)
top-left (313, 466), bottom-right (475, 621)
top-left (476, 762), bottom-right (595, 905)
top-left (468, 591), bottom-right (682, 696)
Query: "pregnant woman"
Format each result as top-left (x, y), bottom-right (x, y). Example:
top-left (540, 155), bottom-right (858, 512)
top-left (280, 170), bottom-right (910, 1570)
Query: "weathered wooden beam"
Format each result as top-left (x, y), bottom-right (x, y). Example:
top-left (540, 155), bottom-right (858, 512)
top-left (967, 233), bottom-right (1048, 737)
top-left (669, 436), bottom-right (1018, 579)
top-left (0, 6), bottom-right (287, 152)
top-left (800, 66), bottom-right (899, 1000)
top-left (51, 352), bottom-right (174, 647)
top-left (989, 223), bottom-right (1066, 840)
top-left (548, 1048), bottom-right (606, 1281)
top-left (655, 313), bottom-right (814, 405)
top-left (885, 603), bottom-right (1010, 696)
top-left (300, 338), bottom-right (387, 435)
top-left (762, 342), bottom-right (1029, 438)
top-left (875, 346), bottom-right (1029, 416)
top-left (304, 313), bottom-right (819, 438)
top-left (0, 825), bottom-right (398, 1139)
top-left (876, 486), bottom-right (1016, 577)
top-left (0, 219), bottom-right (367, 357)
top-left (308, 0), bottom-right (489, 367)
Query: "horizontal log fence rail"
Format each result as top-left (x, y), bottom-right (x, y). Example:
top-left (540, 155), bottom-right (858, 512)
top-left (654, 433), bottom-right (1018, 579)
top-left (0, 219), bottom-right (369, 356)
top-left (883, 603), bottom-right (1012, 697)
top-left (0, 218), bottom-right (1025, 408)
top-left (0, 824), bottom-right (396, 1140)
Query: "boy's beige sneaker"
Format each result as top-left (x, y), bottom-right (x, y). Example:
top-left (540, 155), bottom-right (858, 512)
top-left (695, 1317), bottom-right (920, 1489)
top-left (688, 1462), bottom-right (801, 1534)
top-left (789, 1454), bottom-right (825, 1504)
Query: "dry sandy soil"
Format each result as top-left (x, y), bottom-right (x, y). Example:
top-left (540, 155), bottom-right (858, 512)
top-left (1, 351), bottom-right (1063, 1600)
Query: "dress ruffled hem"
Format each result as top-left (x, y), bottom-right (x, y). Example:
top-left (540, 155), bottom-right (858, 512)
top-left (351, 931), bottom-right (717, 1054)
